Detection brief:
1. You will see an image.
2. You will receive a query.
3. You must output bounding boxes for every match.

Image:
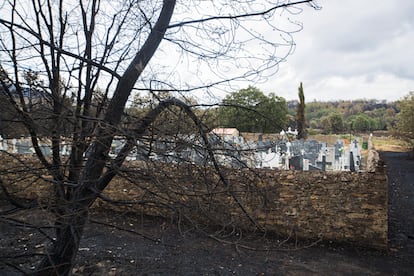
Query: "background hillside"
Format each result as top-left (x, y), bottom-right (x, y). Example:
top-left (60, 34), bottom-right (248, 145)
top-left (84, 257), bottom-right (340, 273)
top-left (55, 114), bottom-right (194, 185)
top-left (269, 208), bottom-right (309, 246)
top-left (287, 99), bottom-right (399, 134)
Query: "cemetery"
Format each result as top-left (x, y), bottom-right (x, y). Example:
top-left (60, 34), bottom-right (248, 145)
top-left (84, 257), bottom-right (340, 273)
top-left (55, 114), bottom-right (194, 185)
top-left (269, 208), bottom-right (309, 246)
top-left (2, 130), bottom-right (412, 274)
top-left (0, 128), bottom-right (387, 250)
top-left (0, 127), bottom-right (367, 173)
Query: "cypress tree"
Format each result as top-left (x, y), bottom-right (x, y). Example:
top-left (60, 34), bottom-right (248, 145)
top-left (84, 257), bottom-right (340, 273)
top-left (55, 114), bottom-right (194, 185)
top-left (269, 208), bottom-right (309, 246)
top-left (296, 82), bottom-right (307, 139)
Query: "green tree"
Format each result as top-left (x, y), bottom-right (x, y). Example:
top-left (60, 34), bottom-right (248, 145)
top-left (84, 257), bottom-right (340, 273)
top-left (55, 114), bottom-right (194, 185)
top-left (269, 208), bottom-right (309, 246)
top-left (320, 116), bottom-right (331, 134)
top-left (219, 86), bottom-right (287, 133)
top-left (396, 92), bottom-right (414, 155)
top-left (320, 113), bottom-right (344, 134)
top-left (296, 82), bottom-right (307, 139)
top-left (329, 113), bottom-right (344, 133)
top-left (349, 114), bottom-right (376, 132)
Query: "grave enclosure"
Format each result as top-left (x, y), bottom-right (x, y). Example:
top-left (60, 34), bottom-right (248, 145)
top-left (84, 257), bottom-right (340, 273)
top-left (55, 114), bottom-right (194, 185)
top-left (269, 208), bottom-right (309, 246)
top-left (0, 137), bottom-right (388, 249)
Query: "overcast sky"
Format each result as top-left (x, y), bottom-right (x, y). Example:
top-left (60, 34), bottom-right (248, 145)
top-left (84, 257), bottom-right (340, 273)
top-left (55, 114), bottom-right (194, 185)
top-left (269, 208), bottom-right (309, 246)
top-left (258, 0), bottom-right (414, 102)
top-left (2, 1), bottom-right (412, 103)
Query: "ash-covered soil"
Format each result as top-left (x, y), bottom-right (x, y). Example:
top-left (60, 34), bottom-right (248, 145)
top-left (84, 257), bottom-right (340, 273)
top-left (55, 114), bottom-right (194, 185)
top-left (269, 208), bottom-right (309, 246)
top-left (1, 151), bottom-right (413, 275)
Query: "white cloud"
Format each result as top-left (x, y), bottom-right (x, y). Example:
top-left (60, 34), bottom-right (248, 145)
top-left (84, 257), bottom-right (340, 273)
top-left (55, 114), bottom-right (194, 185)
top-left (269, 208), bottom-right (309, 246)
top-left (260, 0), bottom-right (414, 102)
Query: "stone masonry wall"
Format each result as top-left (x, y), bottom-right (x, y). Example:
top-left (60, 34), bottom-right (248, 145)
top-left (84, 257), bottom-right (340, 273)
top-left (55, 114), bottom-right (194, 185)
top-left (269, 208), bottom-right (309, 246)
top-left (366, 135), bottom-right (381, 172)
top-left (0, 153), bottom-right (388, 249)
top-left (103, 162), bottom-right (389, 249)
top-left (243, 169), bottom-right (387, 249)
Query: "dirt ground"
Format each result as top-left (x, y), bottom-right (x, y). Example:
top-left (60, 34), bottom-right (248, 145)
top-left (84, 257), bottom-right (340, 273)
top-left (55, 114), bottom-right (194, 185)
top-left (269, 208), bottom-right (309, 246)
top-left (1, 151), bottom-right (414, 275)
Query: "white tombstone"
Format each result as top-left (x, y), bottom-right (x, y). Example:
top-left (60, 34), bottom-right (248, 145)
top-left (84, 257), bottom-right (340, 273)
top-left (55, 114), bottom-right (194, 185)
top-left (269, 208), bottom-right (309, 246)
top-left (340, 154), bottom-right (346, 171)
top-left (280, 130), bottom-right (286, 141)
top-left (286, 141), bottom-right (292, 156)
top-left (275, 146), bottom-right (282, 169)
top-left (261, 148), bottom-right (280, 169)
top-left (0, 135), bottom-right (3, 151)
top-left (303, 159), bottom-right (309, 171)
top-left (285, 141), bottom-right (292, 170)
top-left (286, 127), bottom-right (298, 137)
top-left (284, 153), bottom-right (289, 170)
top-left (12, 138), bottom-right (17, 153)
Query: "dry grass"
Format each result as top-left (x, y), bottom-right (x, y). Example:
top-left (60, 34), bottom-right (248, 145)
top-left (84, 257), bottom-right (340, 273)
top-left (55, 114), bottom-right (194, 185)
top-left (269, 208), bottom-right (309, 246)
top-left (371, 136), bottom-right (411, 152)
top-left (308, 134), bottom-right (347, 145)
top-left (310, 133), bottom-right (411, 152)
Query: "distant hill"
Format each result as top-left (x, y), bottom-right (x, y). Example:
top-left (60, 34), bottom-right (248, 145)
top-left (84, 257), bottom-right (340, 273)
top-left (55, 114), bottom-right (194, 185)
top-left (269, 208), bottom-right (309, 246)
top-left (287, 99), bottom-right (399, 133)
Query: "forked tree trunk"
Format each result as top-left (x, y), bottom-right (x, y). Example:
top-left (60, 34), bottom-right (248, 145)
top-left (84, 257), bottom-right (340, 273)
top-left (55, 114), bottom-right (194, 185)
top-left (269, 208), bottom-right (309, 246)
top-left (35, 1), bottom-right (176, 274)
top-left (34, 98), bottom-right (206, 275)
top-left (36, 208), bottom-right (88, 275)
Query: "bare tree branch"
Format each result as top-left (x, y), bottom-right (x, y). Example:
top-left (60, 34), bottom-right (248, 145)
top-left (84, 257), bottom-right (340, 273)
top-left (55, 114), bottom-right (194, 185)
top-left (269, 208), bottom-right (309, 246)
top-left (168, 1), bottom-right (316, 29)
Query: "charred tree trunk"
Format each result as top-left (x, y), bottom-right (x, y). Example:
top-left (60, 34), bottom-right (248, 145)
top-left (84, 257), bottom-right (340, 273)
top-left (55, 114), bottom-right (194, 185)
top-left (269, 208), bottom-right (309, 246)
top-left (35, 1), bottom-right (176, 274)
top-left (36, 208), bottom-right (88, 275)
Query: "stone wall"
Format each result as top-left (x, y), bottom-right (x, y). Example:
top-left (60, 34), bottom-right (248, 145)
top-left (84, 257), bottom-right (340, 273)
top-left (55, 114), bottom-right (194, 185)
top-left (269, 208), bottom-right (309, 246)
top-left (366, 136), bottom-right (381, 172)
top-left (103, 162), bottom-right (388, 249)
top-left (0, 153), bottom-right (388, 249)
top-left (244, 169), bottom-right (387, 249)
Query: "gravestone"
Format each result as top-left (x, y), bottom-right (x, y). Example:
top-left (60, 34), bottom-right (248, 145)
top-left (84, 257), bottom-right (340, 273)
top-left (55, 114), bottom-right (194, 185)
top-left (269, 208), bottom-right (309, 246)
top-left (16, 140), bottom-right (32, 154)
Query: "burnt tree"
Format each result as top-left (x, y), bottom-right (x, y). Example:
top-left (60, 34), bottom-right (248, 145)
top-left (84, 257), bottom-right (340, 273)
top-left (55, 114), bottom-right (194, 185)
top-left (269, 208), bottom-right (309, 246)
top-left (0, 0), bottom-right (318, 274)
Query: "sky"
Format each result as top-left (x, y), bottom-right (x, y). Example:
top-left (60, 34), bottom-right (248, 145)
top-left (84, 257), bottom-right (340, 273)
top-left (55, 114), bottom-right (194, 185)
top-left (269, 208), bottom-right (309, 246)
top-left (258, 0), bottom-right (414, 102)
top-left (1, 1), bottom-right (412, 104)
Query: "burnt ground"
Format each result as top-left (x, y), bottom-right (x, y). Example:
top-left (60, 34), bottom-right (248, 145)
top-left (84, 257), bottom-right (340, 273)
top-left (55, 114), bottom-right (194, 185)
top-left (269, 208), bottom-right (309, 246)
top-left (0, 151), bottom-right (413, 275)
